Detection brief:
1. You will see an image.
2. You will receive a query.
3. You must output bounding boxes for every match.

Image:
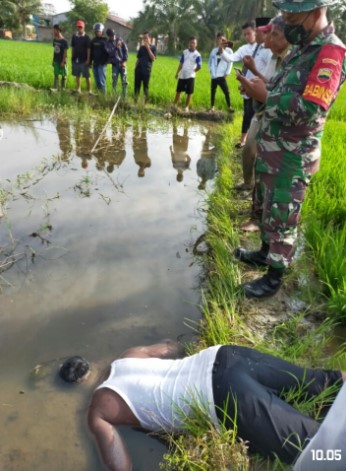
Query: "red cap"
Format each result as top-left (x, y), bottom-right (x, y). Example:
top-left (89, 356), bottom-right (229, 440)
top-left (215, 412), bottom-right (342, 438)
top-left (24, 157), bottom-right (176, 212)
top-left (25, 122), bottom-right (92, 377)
top-left (76, 20), bottom-right (85, 27)
top-left (257, 23), bottom-right (272, 33)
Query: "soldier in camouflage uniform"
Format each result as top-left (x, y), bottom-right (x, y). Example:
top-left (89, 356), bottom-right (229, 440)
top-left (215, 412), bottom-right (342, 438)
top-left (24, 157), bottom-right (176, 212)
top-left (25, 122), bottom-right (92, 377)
top-left (234, 0), bottom-right (346, 298)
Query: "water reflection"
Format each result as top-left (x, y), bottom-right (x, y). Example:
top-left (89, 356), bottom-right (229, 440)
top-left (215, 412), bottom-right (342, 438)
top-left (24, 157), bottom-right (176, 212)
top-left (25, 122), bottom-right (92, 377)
top-left (74, 118), bottom-right (94, 169)
top-left (197, 130), bottom-right (217, 190)
top-left (56, 115), bottom-right (72, 162)
top-left (105, 126), bottom-right (127, 173)
top-left (170, 124), bottom-right (191, 183)
top-left (133, 124), bottom-right (151, 178)
top-left (0, 117), bottom-right (217, 471)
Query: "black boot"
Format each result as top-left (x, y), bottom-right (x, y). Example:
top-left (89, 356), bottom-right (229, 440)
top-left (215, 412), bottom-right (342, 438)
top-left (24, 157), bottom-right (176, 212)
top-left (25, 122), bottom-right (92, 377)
top-left (233, 242), bottom-right (269, 268)
top-left (243, 266), bottom-right (284, 299)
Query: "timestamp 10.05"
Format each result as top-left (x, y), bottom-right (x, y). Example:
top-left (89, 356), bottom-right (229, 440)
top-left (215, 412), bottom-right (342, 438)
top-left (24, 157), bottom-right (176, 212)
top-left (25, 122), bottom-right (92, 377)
top-left (311, 449), bottom-right (342, 461)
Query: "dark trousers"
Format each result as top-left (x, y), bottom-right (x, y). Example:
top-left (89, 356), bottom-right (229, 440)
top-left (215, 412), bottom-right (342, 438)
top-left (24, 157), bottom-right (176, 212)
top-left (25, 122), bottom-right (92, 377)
top-left (241, 98), bottom-right (254, 134)
top-left (134, 69), bottom-right (150, 101)
top-left (210, 77), bottom-right (230, 107)
top-left (212, 345), bottom-right (342, 464)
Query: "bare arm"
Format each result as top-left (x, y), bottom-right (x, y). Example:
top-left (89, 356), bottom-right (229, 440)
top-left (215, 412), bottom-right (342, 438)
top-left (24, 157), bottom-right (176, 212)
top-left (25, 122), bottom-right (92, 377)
top-left (88, 410), bottom-right (132, 471)
top-left (61, 47), bottom-right (67, 66)
top-left (145, 44), bottom-right (156, 61)
top-left (175, 63), bottom-right (183, 79)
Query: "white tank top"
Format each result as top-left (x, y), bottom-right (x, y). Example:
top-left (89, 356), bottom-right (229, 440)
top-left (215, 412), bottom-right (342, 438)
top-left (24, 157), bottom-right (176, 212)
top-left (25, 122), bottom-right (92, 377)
top-left (96, 345), bottom-right (221, 432)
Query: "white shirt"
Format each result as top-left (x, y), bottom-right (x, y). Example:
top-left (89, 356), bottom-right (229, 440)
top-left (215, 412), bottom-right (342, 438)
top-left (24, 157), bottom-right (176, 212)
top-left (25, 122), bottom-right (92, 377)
top-left (96, 345), bottom-right (221, 433)
top-left (179, 49), bottom-right (202, 79)
top-left (221, 42), bottom-right (257, 64)
top-left (208, 47), bottom-right (233, 78)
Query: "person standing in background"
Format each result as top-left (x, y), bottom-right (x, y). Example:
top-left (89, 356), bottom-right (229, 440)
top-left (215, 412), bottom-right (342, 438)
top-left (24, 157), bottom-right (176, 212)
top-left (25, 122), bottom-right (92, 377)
top-left (173, 37), bottom-right (202, 113)
top-left (208, 32), bottom-right (234, 113)
top-left (90, 23), bottom-right (108, 94)
top-left (52, 24), bottom-right (68, 90)
top-left (105, 29), bottom-right (129, 98)
top-left (222, 18), bottom-right (272, 148)
top-left (134, 31), bottom-right (157, 103)
top-left (71, 20), bottom-right (91, 94)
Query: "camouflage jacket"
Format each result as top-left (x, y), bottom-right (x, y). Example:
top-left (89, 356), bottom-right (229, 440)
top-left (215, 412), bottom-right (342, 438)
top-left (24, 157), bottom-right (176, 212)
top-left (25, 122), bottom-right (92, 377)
top-left (256, 24), bottom-right (346, 182)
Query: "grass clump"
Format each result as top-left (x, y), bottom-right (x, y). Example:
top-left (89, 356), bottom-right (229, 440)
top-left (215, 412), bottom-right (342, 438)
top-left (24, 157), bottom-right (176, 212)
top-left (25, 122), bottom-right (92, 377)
top-left (302, 120), bottom-right (346, 321)
top-left (161, 395), bottom-right (249, 471)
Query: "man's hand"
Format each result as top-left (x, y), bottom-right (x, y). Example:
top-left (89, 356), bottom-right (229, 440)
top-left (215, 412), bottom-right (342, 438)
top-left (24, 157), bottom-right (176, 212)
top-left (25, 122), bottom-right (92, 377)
top-left (236, 75), bottom-right (268, 103)
top-left (243, 55), bottom-right (256, 73)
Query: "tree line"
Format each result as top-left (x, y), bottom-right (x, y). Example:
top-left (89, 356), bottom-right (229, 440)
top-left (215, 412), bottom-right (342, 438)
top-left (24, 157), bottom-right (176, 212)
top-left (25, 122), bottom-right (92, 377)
top-left (1, 0), bottom-right (345, 49)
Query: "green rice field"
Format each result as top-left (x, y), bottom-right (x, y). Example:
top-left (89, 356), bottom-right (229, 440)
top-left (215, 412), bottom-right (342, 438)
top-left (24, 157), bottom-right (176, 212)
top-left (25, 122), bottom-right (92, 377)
top-left (1, 37), bottom-right (346, 471)
top-left (0, 39), bottom-right (243, 110)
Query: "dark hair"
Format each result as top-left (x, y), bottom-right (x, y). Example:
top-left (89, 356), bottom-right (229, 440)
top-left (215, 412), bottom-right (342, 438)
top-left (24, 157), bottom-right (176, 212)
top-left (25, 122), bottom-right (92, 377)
top-left (53, 24), bottom-right (61, 32)
top-left (216, 32), bottom-right (225, 39)
top-left (189, 36), bottom-right (197, 41)
top-left (143, 31), bottom-right (150, 36)
top-left (242, 21), bottom-right (256, 30)
top-left (59, 356), bottom-right (90, 383)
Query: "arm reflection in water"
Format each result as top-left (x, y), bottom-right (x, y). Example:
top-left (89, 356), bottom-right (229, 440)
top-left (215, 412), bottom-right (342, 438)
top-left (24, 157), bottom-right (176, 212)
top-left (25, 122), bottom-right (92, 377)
top-left (132, 124), bottom-right (151, 178)
top-left (196, 129), bottom-right (217, 190)
top-left (169, 124), bottom-right (191, 183)
top-left (93, 124), bottom-right (127, 173)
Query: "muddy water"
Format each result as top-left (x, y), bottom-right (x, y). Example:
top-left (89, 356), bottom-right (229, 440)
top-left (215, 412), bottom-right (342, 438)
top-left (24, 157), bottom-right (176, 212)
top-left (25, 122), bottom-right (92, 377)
top-left (0, 118), bottom-right (217, 471)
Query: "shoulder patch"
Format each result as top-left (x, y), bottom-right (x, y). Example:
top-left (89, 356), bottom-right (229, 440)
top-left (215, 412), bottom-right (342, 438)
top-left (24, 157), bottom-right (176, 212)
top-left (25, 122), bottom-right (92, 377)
top-left (302, 44), bottom-right (346, 111)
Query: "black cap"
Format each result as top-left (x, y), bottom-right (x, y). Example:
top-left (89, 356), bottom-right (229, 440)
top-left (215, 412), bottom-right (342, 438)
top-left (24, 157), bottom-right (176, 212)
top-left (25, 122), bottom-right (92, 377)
top-left (106, 28), bottom-right (115, 37)
top-left (255, 17), bottom-right (272, 27)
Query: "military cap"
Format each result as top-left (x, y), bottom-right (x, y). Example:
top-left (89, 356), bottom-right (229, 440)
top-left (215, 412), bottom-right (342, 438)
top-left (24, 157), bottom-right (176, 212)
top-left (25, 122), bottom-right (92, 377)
top-left (273, 0), bottom-right (339, 12)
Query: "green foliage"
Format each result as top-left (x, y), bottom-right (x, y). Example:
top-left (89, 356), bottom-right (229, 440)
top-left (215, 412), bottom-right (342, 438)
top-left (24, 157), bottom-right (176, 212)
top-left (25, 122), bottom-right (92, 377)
top-left (302, 120), bottom-right (346, 321)
top-left (66, 0), bottom-right (109, 34)
top-left (15, 0), bottom-right (42, 37)
top-left (0, 0), bottom-right (18, 30)
top-left (161, 394), bottom-right (249, 471)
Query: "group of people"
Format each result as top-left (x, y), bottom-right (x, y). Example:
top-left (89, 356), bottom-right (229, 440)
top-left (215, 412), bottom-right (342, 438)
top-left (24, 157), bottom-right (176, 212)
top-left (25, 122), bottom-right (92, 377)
top-left (228, 0), bottom-right (346, 300)
top-left (55, 1), bottom-right (346, 469)
top-left (52, 21), bottom-right (156, 99)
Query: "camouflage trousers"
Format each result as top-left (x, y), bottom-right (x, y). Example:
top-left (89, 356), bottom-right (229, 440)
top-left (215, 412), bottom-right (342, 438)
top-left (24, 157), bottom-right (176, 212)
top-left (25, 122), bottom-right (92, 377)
top-left (252, 173), bottom-right (307, 269)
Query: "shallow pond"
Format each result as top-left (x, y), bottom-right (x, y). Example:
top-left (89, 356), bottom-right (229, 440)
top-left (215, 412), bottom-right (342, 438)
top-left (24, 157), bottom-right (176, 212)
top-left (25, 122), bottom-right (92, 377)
top-left (0, 117), bottom-right (217, 471)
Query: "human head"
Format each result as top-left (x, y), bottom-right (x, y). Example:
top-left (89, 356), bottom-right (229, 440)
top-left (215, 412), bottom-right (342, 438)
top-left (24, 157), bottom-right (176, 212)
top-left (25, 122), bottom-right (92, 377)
top-left (59, 356), bottom-right (90, 383)
top-left (273, 0), bottom-right (332, 45)
top-left (270, 15), bottom-right (290, 54)
top-left (76, 20), bottom-right (85, 34)
top-left (143, 31), bottom-right (151, 44)
top-left (188, 36), bottom-right (197, 51)
top-left (93, 22), bottom-right (104, 37)
top-left (255, 17), bottom-right (272, 44)
top-left (53, 24), bottom-right (62, 38)
top-left (241, 21), bottom-right (256, 44)
top-left (106, 28), bottom-right (115, 39)
top-left (216, 31), bottom-right (226, 47)
top-left (116, 36), bottom-right (122, 46)
top-left (176, 170), bottom-right (184, 182)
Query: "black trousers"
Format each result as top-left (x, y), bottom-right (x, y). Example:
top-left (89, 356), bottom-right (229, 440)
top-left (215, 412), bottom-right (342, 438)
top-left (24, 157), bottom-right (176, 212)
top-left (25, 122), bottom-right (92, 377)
top-left (210, 77), bottom-right (230, 107)
top-left (241, 98), bottom-right (254, 134)
top-left (212, 346), bottom-right (342, 464)
top-left (134, 70), bottom-right (150, 100)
